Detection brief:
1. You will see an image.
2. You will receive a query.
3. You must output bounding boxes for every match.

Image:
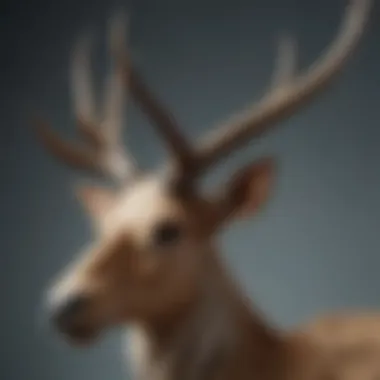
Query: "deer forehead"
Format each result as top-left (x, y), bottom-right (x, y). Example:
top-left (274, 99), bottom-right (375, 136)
top-left (103, 177), bottom-right (185, 234)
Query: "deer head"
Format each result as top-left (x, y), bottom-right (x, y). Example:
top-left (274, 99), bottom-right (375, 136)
top-left (35, 1), bottom-right (371, 345)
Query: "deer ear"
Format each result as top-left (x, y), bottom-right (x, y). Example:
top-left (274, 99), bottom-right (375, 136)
top-left (223, 157), bottom-right (276, 219)
top-left (74, 185), bottom-right (116, 219)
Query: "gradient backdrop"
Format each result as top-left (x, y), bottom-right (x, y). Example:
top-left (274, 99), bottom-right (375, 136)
top-left (1, 0), bottom-right (380, 379)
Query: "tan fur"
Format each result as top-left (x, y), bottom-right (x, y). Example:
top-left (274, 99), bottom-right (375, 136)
top-left (34, 1), bottom-right (378, 379)
top-left (123, 259), bottom-right (380, 380)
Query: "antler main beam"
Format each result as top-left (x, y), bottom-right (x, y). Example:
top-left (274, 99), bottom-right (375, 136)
top-left (190, 0), bottom-right (371, 174)
top-left (117, 0), bottom-right (371, 184)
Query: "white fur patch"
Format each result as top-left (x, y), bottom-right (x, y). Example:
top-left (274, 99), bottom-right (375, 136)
top-left (123, 269), bottom-right (237, 380)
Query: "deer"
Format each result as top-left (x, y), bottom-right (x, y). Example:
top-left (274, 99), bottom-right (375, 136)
top-left (33, 0), bottom-right (379, 379)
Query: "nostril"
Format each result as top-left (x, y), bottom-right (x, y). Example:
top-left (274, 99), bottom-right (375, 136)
top-left (51, 295), bottom-right (88, 328)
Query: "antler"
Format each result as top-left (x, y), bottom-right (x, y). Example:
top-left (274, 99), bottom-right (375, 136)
top-left (33, 13), bottom-right (138, 183)
top-left (33, 0), bottom-right (371, 188)
top-left (191, 0), bottom-right (372, 174)
top-left (128, 69), bottom-right (196, 175)
top-left (119, 0), bottom-right (371, 186)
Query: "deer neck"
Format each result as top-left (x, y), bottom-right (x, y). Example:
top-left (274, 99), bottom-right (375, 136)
top-left (125, 246), bottom-right (285, 380)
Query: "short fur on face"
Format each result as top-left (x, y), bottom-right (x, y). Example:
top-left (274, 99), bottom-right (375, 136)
top-left (47, 158), bottom-right (275, 343)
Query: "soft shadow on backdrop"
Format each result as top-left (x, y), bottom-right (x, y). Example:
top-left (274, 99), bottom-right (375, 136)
top-left (1, 0), bottom-right (380, 379)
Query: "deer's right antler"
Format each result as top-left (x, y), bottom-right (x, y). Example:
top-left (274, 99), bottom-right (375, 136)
top-left (120, 0), bottom-right (371, 188)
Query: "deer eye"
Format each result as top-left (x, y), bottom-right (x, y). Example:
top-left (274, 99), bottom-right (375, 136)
top-left (153, 221), bottom-right (183, 247)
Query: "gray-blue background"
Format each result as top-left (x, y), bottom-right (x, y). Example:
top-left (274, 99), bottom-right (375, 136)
top-left (1, 0), bottom-right (380, 379)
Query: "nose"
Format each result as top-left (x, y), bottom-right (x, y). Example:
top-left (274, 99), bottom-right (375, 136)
top-left (50, 294), bottom-right (89, 330)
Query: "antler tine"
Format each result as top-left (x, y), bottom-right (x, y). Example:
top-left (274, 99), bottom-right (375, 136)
top-left (33, 16), bottom-right (139, 184)
top-left (98, 9), bottom-right (196, 184)
top-left (187, 0), bottom-right (371, 176)
top-left (270, 34), bottom-right (297, 91)
top-left (33, 116), bottom-right (102, 173)
top-left (71, 35), bottom-right (102, 146)
top-left (128, 70), bottom-right (196, 174)
top-left (109, 14), bottom-right (195, 176)
top-left (130, 67), bottom-right (194, 173)
top-left (104, 11), bottom-right (128, 148)
top-left (97, 11), bottom-right (140, 180)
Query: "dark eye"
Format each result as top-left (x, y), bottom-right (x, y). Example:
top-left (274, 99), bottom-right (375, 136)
top-left (153, 221), bottom-right (182, 247)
